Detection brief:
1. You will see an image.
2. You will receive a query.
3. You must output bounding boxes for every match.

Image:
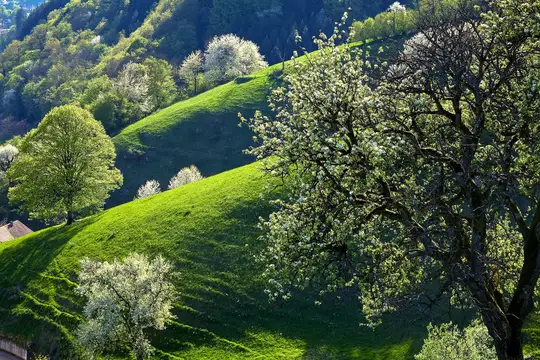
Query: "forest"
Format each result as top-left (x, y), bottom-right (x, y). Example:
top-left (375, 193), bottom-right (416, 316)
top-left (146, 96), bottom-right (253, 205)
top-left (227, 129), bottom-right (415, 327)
top-left (0, 0), bottom-right (417, 138)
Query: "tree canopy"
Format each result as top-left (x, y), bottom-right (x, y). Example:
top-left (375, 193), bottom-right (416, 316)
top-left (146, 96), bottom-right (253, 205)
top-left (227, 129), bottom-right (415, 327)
top-left (246, 1), bottom-right (540, 359)
top-left (77, 253), bottom-right (177, 360)
top-left (8, 105), bottom-right (123, 224)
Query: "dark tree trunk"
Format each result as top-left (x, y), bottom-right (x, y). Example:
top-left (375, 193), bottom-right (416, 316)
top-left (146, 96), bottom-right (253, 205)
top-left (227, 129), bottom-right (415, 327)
top-left (66, 210), bottom-right (73, 225)
top-left (490, 323), bottom-right (523, 360)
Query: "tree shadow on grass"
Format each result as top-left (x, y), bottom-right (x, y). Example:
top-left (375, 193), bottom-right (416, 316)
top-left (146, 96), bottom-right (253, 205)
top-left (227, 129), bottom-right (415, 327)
top-left (0, 216), bottom-right (102, 358)
top-left (0, 216), bottom-right (99, 287)
top-left (147, 195), bottom-right (439, 359)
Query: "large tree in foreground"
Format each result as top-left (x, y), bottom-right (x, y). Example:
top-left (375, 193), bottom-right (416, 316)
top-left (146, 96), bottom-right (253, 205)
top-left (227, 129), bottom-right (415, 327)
top-left (77, 253), bottom-right (177, 360)
top-left (245, 1), bottom-right (540, 359)
top-left (8, 105), bottom-right (123, 224)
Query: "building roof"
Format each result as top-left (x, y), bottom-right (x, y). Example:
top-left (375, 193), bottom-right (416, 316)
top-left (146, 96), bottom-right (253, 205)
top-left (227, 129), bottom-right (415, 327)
top-left (0, 221), bottom-right (33, 243)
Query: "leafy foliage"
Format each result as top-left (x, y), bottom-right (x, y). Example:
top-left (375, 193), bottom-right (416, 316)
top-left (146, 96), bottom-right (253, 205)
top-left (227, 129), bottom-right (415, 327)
top-left (246, 1), bottom-right (540, 358)
top-left (77, 253), bottom-right (177, 360)
top-left (7, 105), bottom-right (123, 224)
top-left (415, 320), bottom-right (497, 360)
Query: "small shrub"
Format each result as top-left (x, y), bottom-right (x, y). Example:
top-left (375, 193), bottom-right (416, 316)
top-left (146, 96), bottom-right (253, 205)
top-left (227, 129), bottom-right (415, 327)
top-left (415, 319), bottom-right (497, 360)
top-left (135, 180), bottom-right (161, 199)
top-left (168, 165), bottom-right (203, 190)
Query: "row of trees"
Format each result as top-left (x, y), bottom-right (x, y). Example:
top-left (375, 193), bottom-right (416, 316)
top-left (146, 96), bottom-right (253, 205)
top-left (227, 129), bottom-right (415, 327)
top-left (351, 0), bottom-right (471, 43)
top-left (245, 0), bottom-right (540, 358)
top-left (79, 58), bottom-right (177, 131)
top-left (80, 34), bottom-right (266, 132)
top-left (0, 30), bottom-right (267, 135)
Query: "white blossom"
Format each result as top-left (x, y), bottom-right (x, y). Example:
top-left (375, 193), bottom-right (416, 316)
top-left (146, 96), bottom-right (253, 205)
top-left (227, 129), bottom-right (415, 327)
top-left (204, 34), bottom-right (267, 84)
top-left (387, 1), bottom-right (406, 12)
top-left (76, 253), bottom-right (177, 360)
top-left (114, 62), bottom-right (151, 113)
top-left (179, 51), bottom-right (204, 93)
top-left (0, 144), bottom-right (18, 172)
top-left (168, 165), bottom-right (203, 190)
top-left (135, 180), bottom-right (161, 200)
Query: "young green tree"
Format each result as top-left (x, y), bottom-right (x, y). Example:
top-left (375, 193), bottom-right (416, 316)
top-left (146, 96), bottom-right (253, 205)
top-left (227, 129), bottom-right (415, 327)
top-left (7, 105), bottom-right (123, 224)
top-left (144, 57), bottom-right (176, 111)
top-left (245, 1), bottom-right (540, 359)
top-left (76, 253), bottom-right (177, 360)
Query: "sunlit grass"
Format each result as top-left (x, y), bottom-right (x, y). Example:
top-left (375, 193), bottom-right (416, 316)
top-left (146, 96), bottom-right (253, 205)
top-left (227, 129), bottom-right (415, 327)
top-left (0, 163), bottom-right (425, 359)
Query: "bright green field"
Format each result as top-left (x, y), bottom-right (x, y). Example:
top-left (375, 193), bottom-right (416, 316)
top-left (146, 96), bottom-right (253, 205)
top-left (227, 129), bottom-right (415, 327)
top-left (0, 162), bottom-right (429, 359)
top-left (110, 64), bottom-right (282, 205)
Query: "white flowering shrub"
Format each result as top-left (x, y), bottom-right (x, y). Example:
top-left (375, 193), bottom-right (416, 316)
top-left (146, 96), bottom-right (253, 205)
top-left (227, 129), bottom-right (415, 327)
top-left (204, 34), bottom-right (267, 84)
top-left (415, 320), bottom-right (497, 360)
top-left (76, 253), bottom-right (177, 360)
top-left (114, 62), bottom-right (151, 114)
top-left (168, 165), bottom-right (203, 190)
top-left (135, 180), bottom-right (161, 200)
top-left (179, 50), bottom-right (205, 94)
top-left (0, 144), bottom-right (19, 172)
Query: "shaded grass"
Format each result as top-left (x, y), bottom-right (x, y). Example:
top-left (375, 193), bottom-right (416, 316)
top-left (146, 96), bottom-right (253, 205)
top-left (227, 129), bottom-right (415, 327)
top-left (111, 65), bottom-right (283, 206)
top-left (0, 162), bottom-right (427, 359)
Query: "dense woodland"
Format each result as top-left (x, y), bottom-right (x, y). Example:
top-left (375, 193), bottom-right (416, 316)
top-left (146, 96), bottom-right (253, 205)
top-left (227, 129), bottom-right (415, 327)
top-left (0, 0), bottom-right (417, 140)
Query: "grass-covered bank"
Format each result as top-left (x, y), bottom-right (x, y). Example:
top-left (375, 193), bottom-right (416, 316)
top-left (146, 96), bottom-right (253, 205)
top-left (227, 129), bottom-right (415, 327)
top-left (110, 65), bottom-right (282, 206)
top-left (0, 162), bottom-right (428, 359)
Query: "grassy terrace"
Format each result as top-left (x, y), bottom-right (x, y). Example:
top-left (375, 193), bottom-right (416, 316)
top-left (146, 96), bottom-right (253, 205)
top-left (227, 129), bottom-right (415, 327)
top-left (0, 162), bottom-right (427, 359)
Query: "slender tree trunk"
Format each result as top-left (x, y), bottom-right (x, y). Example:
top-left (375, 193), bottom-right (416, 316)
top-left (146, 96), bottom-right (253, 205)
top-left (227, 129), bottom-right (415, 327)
top-left (66, 209), bottom-right (73, 225)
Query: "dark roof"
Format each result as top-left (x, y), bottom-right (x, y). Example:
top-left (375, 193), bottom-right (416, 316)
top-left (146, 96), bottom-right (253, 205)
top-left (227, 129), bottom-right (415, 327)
top-left (0, 221), bottom-right (33, 243)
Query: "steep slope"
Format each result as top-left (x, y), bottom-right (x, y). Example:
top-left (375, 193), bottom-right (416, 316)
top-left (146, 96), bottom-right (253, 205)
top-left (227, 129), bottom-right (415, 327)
top-left (110, 63), bottom-right (280, 205)
top-left (0, 162), bottom-right (425, 359)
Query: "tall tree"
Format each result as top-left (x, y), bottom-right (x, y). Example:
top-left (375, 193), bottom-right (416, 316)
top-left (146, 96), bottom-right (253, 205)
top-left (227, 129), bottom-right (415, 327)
top-left (8, 105), bottom-right (123, 224)
top-left (144, 57), bottom-right (177, 111)
top-left (245, 1), bottom-right (540, 359)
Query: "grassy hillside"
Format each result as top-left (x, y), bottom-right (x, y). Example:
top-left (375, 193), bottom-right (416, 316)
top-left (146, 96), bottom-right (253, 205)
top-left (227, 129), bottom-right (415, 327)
top-left (110, 64), bottom-right (282, 205)
top-left (0, 162), bottom-right (427, 359)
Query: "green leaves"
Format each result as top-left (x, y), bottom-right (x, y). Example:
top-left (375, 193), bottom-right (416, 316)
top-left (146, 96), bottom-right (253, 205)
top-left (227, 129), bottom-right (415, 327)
top-left (7, 105), bottom-right (123, 224)
top-left (248, 2), bottom-right (540, 353)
